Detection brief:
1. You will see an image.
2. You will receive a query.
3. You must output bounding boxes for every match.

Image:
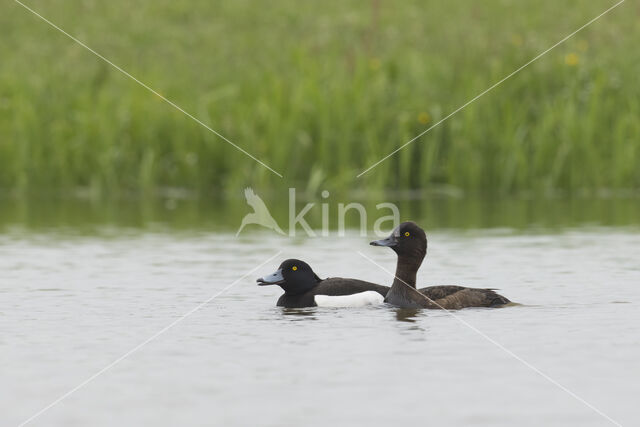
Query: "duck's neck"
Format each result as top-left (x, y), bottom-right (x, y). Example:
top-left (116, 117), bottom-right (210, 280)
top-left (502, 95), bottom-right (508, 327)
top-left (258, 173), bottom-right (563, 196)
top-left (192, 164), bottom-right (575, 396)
top-left (392, 255), bottom-right (423, 289)
top-left (282, 276), bottom-right (321, 295)
top-left (385, 254), bottom-right (431, 309)
top-left (385, 253), bottom-right (431, 308)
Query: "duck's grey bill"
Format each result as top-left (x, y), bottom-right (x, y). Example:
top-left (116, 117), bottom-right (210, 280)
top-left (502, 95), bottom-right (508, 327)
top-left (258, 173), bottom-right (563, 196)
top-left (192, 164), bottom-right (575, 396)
top-left (257, 269), bottom-right (284, 286)
top-left (370, 236), bottom-right (397, 247)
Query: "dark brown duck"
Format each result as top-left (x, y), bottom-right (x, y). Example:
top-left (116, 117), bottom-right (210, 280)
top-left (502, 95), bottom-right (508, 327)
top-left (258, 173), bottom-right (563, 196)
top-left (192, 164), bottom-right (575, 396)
top-left (370, 222), bottom-right (511, 309)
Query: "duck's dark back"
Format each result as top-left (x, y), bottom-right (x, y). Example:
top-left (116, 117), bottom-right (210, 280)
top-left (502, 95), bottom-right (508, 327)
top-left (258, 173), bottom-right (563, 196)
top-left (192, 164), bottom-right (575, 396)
top-left (422, 286), bottom-right (510, 309)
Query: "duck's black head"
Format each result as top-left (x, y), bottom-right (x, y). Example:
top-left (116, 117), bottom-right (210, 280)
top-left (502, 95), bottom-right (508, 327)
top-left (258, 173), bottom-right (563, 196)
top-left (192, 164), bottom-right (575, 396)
top-left (257, 259), bottom-right (321, 295)
top-left (369, 221), bottom-right (427, 262)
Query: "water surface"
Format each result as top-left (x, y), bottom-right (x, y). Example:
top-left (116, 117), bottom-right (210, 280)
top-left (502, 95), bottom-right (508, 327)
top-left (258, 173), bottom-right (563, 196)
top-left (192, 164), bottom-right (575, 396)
top-left (1, 227), bottom-right (639, 426)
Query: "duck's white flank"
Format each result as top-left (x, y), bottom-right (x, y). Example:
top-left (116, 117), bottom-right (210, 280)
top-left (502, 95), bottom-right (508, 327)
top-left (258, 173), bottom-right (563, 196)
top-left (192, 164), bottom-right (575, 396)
top-left (314, 291), bottom-right (384, 308)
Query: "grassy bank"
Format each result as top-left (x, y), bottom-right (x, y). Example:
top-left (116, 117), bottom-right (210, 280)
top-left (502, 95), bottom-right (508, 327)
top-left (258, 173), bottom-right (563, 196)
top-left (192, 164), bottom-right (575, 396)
top-left (1, 0), bottom-right (638, 196)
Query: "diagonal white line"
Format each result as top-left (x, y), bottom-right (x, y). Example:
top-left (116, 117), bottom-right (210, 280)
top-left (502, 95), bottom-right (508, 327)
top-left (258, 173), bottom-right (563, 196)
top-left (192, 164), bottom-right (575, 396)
top-left (356, 0), bottom-right (626, 178)
top-left (357, 251), bottom-right (622, 427)
top-left (13, 0), bottom-right (283, 178)
top-left (18, 251), bottom-right (283, 427)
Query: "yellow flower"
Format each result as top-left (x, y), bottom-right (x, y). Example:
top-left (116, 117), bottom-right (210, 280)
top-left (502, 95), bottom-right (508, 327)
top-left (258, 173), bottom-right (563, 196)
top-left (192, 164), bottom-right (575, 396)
top-left (565, 53), bottom-right (579, 66)
top-left (418, 111), bottom-right (431, 124)
top-left (369, 58), bottom-right (381, 71)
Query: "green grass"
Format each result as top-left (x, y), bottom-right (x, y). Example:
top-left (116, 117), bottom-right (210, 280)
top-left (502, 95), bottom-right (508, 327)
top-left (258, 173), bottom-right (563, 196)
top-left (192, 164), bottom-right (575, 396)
top-left (1, 0), bottom-right (638, 196)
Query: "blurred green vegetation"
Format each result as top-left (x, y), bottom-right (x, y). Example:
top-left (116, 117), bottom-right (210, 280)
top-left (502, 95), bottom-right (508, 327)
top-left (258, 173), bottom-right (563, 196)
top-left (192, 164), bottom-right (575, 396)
top-left (1, 0), bottom-right (639, 196)
top-left (2, 194), bottom-right (640, 234)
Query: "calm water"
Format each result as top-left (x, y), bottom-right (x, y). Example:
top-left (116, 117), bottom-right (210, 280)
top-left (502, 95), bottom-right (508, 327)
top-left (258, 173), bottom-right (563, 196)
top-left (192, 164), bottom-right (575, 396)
top-left (1, 224), bottom-right (639, 426)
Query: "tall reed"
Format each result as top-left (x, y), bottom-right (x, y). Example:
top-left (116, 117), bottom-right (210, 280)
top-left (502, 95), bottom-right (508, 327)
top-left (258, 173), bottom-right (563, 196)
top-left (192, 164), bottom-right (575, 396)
top-left (1, 0), bottom-right (638, 196)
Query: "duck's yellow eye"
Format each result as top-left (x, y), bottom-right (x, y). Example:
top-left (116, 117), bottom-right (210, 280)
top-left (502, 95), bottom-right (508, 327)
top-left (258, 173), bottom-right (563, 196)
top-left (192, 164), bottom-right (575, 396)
top-left (404, 232), bottom-right (410, 237)
top-left (292, 266), bottom-right (297, 271)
